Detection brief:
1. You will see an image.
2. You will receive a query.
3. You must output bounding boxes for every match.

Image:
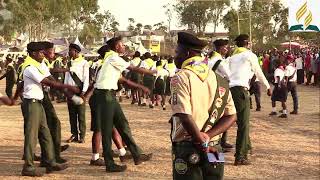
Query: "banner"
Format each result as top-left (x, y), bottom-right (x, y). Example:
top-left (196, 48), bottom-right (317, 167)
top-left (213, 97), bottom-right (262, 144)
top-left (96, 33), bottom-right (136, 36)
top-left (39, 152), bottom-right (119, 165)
top-left (288, 0), bottom-right (320, 32)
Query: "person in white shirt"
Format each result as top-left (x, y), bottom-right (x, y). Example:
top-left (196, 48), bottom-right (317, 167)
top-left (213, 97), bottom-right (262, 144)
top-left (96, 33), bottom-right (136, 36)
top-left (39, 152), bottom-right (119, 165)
top-left (14, 42), bottom-right (79, 177)
top-left (285, 55), bottom-right (298, 114)
top-left (90, 36), bottom-right (155, 172)
top-left (295, 54), bottom-right (304, 84)
top-left (209, 39), bottom-right (234, 151)
top-left (154, 60), bottom-right (169, 110)
top-left (129, 51), bottom-right (143, 105)
top-left (140, 52), bottom-right (156, 107)
top-left (64, 43), bottom-right (90, 144)
top-left (269, 58), bottom-right (288, 118)
top-left (208, 39), bottom-right (230, 79)
top-left (164, 56), bottom-right (177, 96)
top-left (228, 34), bottom-right (271, 166)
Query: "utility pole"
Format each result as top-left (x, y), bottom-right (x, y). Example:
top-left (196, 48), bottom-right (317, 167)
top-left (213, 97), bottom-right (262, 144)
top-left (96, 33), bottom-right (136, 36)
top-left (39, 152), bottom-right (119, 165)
top-left (248, 0), bottom-right (252, 46)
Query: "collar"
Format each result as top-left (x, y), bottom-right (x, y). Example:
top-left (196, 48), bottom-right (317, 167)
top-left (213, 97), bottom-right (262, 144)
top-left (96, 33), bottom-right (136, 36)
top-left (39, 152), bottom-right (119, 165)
top-left (232, 47), bottom-right (249, 55)
top-left (210, 51), bottom-right (223, 59)
top-left (72, 54), bottom-right (84, 63)
top-left (19, 56), bottom-right (44, 80)
top-left (181, 56), bottom-right (209, 81)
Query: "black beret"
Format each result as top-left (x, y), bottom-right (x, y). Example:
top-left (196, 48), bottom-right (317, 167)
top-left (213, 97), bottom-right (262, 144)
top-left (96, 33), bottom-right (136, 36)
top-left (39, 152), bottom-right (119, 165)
top-left (106, 36), bottom-right (122, 48)
top-left (41, 41), bottom-right (54, 49)
top-left (27, 42), bottom-right (46, 52)
top-left (177, 32), bottom-right (207, 51)
top-left (97, 44), bottom-right (110, 57)
top-left (213, 39), bottom-right (229, 47)
top-left (234, 34), bottom-right (249, 42)
top-left (69, 43), bottom-right (81, 52)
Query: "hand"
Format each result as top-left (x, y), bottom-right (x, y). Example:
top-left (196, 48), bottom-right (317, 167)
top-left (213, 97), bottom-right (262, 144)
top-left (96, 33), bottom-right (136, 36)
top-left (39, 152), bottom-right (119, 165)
top-left (80, 93), bottom-right (86, 103)
top-left (140, 86), bottom-right (150, 94)
top-left (68, 86), bottom-right (80, 94)
top-left (200, 132), bottom-right (210, 144)
top-left (267, 88), bottom-right (272, 96)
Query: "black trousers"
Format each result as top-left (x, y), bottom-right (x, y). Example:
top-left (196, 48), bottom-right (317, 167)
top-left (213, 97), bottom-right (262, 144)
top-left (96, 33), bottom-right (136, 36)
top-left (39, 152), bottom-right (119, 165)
top-left (249, 82), bottom-right (261, 109)
top-left (297, 69), bottom-right (304, 84)
top-left (287, 82), bottom-right (298, 111)
top-left (67, 102), bottom-right (86, 139)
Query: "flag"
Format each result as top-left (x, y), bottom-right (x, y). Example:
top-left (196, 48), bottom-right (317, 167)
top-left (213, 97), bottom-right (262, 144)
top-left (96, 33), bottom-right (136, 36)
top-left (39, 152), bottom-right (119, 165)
top-left (288, 0), bottom-right (320, 32)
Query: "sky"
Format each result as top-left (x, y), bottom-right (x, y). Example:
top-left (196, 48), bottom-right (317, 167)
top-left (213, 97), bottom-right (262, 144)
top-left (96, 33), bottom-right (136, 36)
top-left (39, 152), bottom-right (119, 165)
top-left (98, 0), bottom-right (288, 32)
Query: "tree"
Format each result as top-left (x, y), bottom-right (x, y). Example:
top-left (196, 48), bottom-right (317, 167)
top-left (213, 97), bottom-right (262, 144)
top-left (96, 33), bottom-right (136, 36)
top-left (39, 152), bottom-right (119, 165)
top-left (144, 24), bottom-right (152, 31)
top-left (163, 3), bottom-right (174, 33)
top-left (153, 22), bottom-right (167, 33)
top-left (174, 0), bottom-right (229, 33)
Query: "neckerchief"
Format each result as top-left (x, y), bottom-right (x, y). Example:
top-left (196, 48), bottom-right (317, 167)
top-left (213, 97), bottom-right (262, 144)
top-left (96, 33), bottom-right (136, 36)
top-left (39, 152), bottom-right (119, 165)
top-left (232, 47), bottom-right (249, 55)
top-left (144, 58), bottom-right (155, 69)
top-left (181, 56), bottom-right (209, 81)
top-left (71, 54), bottom-right (85, 64)
top-left (167, 63), bottom-right (176, 70)
top-left (19, 56), bottom-right (45, 80)
top-left (102, 50), bottom-right (118, 65)
top-left (210, 51), bottom-right (222, 59)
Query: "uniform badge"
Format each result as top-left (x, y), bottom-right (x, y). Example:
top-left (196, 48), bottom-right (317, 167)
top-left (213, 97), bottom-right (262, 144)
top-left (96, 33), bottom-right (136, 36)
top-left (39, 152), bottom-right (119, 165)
top-left (188, 153), bottom-right (200, 165)
top-left (172, 93), bottom-right (178, 105)
top-left (218, 87), bottom-right (226, 97)
top-left (175, 158), bottom-right (188, 174)
top-left (210, 109), bottom-right (218, 123)
top-left (215, 98), bottom-right (223, 108)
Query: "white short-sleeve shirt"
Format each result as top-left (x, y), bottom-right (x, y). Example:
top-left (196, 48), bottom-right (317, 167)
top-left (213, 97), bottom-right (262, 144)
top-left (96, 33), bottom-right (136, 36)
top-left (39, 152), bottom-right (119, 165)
top-left (23, 66), bottom-right (47, 100)
top-left (285, 64), bottom-right (297, 82)
top-left (94, 53), bottom-right (130, 90)
top-left (274, 68), bottom-right (285, 83)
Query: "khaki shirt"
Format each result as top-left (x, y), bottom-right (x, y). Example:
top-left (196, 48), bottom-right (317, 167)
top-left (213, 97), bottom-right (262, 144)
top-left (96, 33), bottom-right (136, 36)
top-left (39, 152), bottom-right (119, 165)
top-left (170, 69), bottom-right (236, 142)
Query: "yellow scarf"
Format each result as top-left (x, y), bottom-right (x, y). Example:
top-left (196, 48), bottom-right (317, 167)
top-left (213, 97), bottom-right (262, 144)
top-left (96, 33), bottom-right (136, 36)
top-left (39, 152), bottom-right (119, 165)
top-left (167, 63), bottom-right (176, 70)
top-left (102, 50), bottom-right (118, 65)
top-left (19, 56), bottom-right (44, 80)
top-left (232, 47), bottom-right (249, 55)
top-left (181, 56), bottom-right (209, 81)
top-left (72, 54), bottom-right (85, 63)
top-left (44, 58), bottom-right (55, 69)
top-left (144, 58), bottom-right (155, 69)
top-left (131, 57), bottom-right (141, 66)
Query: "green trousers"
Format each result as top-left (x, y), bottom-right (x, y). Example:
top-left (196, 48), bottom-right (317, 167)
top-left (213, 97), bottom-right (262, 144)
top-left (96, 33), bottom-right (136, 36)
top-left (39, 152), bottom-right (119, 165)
top-left (22, 99), bottom-right (55, 170)
top-left (5, 83), bottom-right (14, 98)
top-left (67, 101), bottom-right (86, 139)
top-left (230, 87), bottom-right (251, 160)
top-left (172, 142), bottom-right (224, 180)
top-left (42, 92), bottom-right (62, 159)
top-left (93, 89), bottom-right (142, 167)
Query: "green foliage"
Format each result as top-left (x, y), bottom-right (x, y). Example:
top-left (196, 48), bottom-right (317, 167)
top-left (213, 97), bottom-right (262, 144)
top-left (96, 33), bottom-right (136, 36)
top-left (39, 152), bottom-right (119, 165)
top-left (174, 0), bottom-right (229, 33)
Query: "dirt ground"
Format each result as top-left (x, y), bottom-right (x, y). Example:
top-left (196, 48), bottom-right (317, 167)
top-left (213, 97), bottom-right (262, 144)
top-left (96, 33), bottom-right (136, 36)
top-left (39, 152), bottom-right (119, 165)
top-left (0, 80), bottom-right (319, 180)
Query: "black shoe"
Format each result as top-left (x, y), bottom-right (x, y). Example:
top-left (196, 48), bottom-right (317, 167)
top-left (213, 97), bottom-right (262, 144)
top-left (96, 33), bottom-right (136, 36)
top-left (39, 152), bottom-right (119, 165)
top-left (90, 158), bottom-right (105, 166)
top-left (119, 154), bottom-right (133, 163)
top-left (56, 157), bottom-right (68, 164)
top-left (149, 104), bottom-right (154, 109)
top-left (234, 158), bottom-right (251, 166)
top-left (290, 111), bottom-right (298, 115)
top-left (39, 161), bottom-right (50, 167)
top-left (134, 153), bottom-right (152, 165)
top-left (269, 112), bottom-right (277, 116)
top-left (61, 145), bottom-right (70, 152)
top-left (106, 164), bottom-right (127, 172)
top-left (21, 168), bottom-right (45, 177)
top-left (78, 138), bottom-right (85, 143)
top-left (141, 103), bottom-right (147, 106)
top-left (256, 108), bottom-right (261, 111)
top-left (66, 135), bottom-right (78, 143)
top-left (46, 163), bottom-right (68, 173)
top-left (221, 143), bottom-right (233, 149)
top-left (250, 105), bottom-right (253, 109)
top-left (279, 114), bottom-right (288, 118)
top-left (119, 97), bottom-right (123, 102)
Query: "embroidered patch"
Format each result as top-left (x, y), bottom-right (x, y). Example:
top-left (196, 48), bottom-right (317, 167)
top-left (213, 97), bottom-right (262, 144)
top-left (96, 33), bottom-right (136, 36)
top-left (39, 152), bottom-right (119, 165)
top-left (215, 97), bottom-right (223, 108)
top-left (219, 87), bottom-right (226, 97)
top-left (170, 76), bottom-right (180, 85)
top-left (172, 93), bottom-right (178, 105)
top-left (175, 158), bottom-right (188, 174)
top-left (210, 109), bottom-right (218, 123)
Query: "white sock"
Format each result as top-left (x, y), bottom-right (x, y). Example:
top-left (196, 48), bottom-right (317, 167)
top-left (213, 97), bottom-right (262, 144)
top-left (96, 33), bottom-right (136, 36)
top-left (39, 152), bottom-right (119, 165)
top-left (272, 107), bottom-right (276, 112)
top-left (283, 109), bottom-right (287, 114)
top-left (119, 148), bottom-right (126, 157)
top-left (92, 153), bottom-right (99, 161)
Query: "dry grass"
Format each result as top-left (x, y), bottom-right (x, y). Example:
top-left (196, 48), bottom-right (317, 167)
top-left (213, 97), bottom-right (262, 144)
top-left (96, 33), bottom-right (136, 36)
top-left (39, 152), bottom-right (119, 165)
top-left (0, 80), bottom-right (319, 179)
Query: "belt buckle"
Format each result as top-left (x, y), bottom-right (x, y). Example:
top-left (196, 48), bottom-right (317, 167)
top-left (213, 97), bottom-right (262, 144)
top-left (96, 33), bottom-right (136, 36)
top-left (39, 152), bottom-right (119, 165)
top-left (32, 99), bottom-right (36, 103)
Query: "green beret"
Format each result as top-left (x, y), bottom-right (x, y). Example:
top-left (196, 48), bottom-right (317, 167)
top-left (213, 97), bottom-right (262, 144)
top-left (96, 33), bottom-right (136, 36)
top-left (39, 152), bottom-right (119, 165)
top-left (213, 39), bottom-right (229, 48)
top-left (177, 32), bottom-right (207, 51)
top-left (234, 34), bottom-right (249, 42)
top-left (69, 43), bottom-right (81, 52)
top-left (27, 42), bottom-right (46, 52)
